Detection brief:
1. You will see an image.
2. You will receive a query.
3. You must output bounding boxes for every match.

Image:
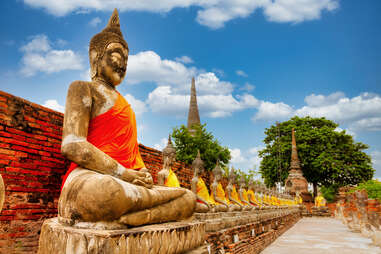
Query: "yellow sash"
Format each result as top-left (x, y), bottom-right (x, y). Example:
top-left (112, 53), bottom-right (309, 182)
top-left (247, 190), bottom-right (259, 205)
top-left (164, 169), bottom-right (180, 187)
top-left (211, 183), bottom-right (230, 204)
top-left (315, 196), bottom-right (325, 207)
top-left (242, 189), bottom-right (249, 202)
top-left (196, 178), bottom-right (215, 204)
top-left (231, 185), bottom-right (242, 204)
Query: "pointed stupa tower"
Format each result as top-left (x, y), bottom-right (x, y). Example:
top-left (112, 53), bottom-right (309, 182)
top-left (285, 128), bottom-right (310, 199)
top-left (187, 77), bottom-right (201, 132)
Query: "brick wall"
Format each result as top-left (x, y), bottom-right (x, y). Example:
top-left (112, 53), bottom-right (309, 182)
top-left (0, 91), bottom-right (207, 253)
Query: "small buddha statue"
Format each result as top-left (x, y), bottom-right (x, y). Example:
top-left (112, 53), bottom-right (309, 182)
top-left (209, 162), bottom-right (229, 212)
top-left (58, 9), bottom-right (195, 227)
top-left (238, 176), bottom-right (254, 210)
top-left (247, 180), bottom-right (260, 208)
top-left (315, 191), bottom-right (326, 207)
top-left (295, 191), bottom-right (303, 205)
top-left (226, 169), bottom-right (243, 211)
top-left (191, 150), bottom-right (213, 213)
top-left (158, 135), bottom-right (180, 187)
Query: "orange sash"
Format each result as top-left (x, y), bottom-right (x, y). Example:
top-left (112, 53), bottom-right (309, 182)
top-left (62, 93), bottom-right (145, 188)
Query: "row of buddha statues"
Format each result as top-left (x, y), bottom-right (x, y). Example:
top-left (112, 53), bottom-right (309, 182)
top-left (56, 9), bottom-right (301, 230)
top-left (157, 136), bottom-right (303, 214)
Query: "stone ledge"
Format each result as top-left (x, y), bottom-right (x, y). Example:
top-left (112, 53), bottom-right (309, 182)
top-left (38, 218), bottom-right (206, 254)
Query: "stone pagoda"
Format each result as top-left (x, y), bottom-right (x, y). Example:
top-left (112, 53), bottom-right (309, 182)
top-left (285, 128), bottom-right (311, 201)
top-left (187, 77), bottom-right (201, 134)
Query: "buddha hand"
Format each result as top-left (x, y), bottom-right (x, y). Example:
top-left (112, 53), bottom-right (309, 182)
top-left (121, 168), bottom-right (153, 188)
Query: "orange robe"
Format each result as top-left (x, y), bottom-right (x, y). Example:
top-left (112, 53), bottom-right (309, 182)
top-left (196, 178), bottom-right (215, 204)
top-left (62, 93), bottom-right (145, 188)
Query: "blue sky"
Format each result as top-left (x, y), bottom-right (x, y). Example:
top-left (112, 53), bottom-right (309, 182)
top-left (1, 0), bottom-right (380, 177)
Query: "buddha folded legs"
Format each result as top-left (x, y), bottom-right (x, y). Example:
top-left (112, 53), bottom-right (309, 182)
top-left (58, 9), bottom-right (195, 227)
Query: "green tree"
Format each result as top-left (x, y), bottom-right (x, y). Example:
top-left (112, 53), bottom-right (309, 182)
top-left (171, 124), bottom-right (231, 171)
top-left (259, 116), bottom-right (374, 196)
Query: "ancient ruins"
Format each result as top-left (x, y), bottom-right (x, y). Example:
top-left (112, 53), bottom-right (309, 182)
top-left (0, 7), bottom-right (380, 254)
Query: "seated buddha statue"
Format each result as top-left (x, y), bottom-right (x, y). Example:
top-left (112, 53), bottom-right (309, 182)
top-left (247, 180), bottom-right (260, 208)
top-left (191, 151), bottom-right (213, 213)
top-left (157, 136), bottom-right (180, 187)
top-left (58, 9), bottom-right (195, 227)
top-left (238, 177), bottom-right (254, 210)
top-left (209, 162), bottom-right (229, 212)
top-left (295, 191), bottom-right (303, 205)
top-left (225, 169), bottom-right (243, 211)
top-left (315, 191), bottom-right (327, 207)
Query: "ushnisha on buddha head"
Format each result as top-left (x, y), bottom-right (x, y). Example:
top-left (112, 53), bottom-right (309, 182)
top-left (89, 8), bottom-right (129, 87)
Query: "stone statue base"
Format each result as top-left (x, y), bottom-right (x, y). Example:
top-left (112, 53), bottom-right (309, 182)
top-left (38, 218), bottom-right (206, 254)
top-left (311, 206), bottom-right (330, 217)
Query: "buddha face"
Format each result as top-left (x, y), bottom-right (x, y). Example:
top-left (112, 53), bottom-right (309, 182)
top-left (97, 42), bottom-right (128, 86)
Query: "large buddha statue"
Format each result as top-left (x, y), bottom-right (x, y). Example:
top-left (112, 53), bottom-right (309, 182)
top-left (58, 9), bottom-right (195, 227)
top-left (157, 136), bottom-right (180, 187)
top-left (225, 169), bottom-right (243, 211)
top-left (191, 150), bottom-right (213, 213)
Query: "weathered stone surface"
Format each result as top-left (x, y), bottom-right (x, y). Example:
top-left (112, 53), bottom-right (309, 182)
top-left (284, 128), bottom-right (310, 201)
top-left (38, 218), bottom-right (205, 254)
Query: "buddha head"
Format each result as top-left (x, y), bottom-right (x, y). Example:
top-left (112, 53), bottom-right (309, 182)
top-left (192, 150), bottom-right (204, 176)
top-left (228, 168), bottom-right (236, 184)
top-left (89, 9), bottom-right (129, 86)
top-left (162, 135), bottom-right (176, 169)
top-left (212, 161), bottom-right (222, 182)
top-left (239, 175), bottom-right (246, 189)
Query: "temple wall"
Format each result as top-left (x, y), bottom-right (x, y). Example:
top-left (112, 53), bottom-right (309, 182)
top-left (0, 90), bottom-right (304, 254)
top-left (0, 91), bottom-right (211, 253)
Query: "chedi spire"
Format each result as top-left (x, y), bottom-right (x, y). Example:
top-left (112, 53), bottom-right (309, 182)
top-left (290, 128), bottom-right (301, 170)
top-left (187, 77), bottom-right (201, 130)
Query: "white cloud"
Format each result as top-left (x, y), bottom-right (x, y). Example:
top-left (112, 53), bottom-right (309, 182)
top-left (175, 55), bottom-right (194, 64)
top-left (296, 93), bottom-right (381, 130)
top-left (252, 92), bottom-right (381, 133)
top-left (236, 70), bottom-right (248, 77)
top-left (304, 91), bottom-right (345, 107)
top-left (264, 0), bottom-right (339, 23)
top-left (253, 101), bottom-right (294, 121)
top-left (228, 146), bottom-right (264, 173)
top-left (23, 0), bottom-right (339, 29)
top-left (123, 94), bottom-right (147, 116)
top-left (230, 148), bottom-right (245, 163)
top-left (20, 34), bottom-right (83, 76)
top-left (146, 86), bottom-right (259, 118)
top-left (248, 146), bottom-right (264, 169)
top-left (89, 17), bottom-right (102, 27)
top-left (153, 137), bottom-right (168, 151)
top-left (350, 117), bottom-right (381, 132)
top-left (371, 151), bottom-right (381, 179)
top-left (43, 99), bottom-right (64, 113)
top-left (125, 50), bottom-right (259, 118)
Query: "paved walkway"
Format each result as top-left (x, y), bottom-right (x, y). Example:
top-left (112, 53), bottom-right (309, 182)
top-left (262, 217), bottom-right (381, 254)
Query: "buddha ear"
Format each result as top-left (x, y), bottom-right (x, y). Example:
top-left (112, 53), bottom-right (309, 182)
top-left (90, 50), bottom-right (98, 79)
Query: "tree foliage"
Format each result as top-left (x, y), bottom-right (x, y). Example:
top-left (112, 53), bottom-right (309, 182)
top-left (350, 180), bottom-right (381, 200)
top-left (259, 116), bottom-right (374, 191)
top-left (171, 124), bottom-right (231, 171)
